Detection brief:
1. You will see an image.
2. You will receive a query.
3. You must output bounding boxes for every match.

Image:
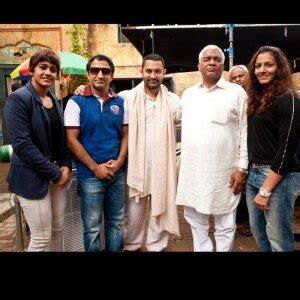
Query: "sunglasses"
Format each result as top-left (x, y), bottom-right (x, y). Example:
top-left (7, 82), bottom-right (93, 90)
top-left (89, 67), bottom-right (112, 76)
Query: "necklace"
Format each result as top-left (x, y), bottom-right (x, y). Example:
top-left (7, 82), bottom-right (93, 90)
top-left (41, 96), bottom-right (53, 109)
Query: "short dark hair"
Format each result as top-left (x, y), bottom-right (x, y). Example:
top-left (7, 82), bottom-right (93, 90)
top-left (142, 54), bottom-right (165, 69)
top-left (29, 49), bottom-right (60, 75)
top-left (86, 54), bottom-right (115, 74)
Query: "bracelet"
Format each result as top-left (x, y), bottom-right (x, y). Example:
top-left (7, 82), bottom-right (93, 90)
top-left (237, 167), bottom-right (248, 175)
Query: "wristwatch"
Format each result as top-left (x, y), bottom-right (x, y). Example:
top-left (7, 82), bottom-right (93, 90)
top-left (259, 187), bottom-right (272, 198)
top-left (237, 167), bottom-right (248, 175)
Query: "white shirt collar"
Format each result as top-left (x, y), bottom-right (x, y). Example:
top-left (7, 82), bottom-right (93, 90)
top-left (198, 77), bottom-right (227, 90)
top-left (93, 91), bottom-right (113, 101)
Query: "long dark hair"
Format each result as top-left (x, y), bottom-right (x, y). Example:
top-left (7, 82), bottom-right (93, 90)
top-left (246, 46), bottom-right (294, 116)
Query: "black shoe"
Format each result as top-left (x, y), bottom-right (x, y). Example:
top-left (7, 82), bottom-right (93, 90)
top-left (294, 233), bottom-right (300, 242)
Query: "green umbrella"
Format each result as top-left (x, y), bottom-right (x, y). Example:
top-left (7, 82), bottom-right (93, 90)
top-left (0, 144), bottom-right (13, 162)
top-left (10, 50), bottom-right (88, 79)
top-left (58, 51), bottom-right (88, 75)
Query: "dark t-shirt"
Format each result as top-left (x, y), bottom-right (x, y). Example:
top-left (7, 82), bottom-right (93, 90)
top-left (44, 99), bottom-right (62, 162)
top-left (248, 92), bottom-right (300, 175)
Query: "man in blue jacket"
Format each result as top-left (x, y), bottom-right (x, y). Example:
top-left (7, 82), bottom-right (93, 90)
top-left (64, 54), bottom-right (128, 252)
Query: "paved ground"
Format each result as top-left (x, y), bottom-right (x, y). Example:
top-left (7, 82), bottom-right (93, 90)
top-left (0, 206), bottom-right (259, 252)
top-left (2, 203), bottom-right (300, 252)
top-left (0, 162), bottom-right (9, 193)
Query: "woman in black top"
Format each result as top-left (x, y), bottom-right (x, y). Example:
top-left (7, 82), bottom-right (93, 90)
top-left (4, 50), bottom-right (71, 251)
top-left (245, 46), bottom-right (300, 251)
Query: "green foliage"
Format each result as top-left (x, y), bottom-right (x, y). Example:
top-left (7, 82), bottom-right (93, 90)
top-left (68, 74), bottom-right (88, 93)
top-left (68, 24), bottom-right (88, 57)
top-left (67, 24), bottom-right (89, 92)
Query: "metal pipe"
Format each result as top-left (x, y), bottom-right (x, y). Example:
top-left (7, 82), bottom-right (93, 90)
top-left (122, 24), bottom-right (227, 30)
top-left (121, 24), bottom-right (300, 30)
top-left (150, 29), bottom-right (155, 53)
top-left (228, 24), bottom-right (234, 69)
top-left (14, 194), bottom-right (24, 252)
top-left (234, 24), bottom-right (299, 27)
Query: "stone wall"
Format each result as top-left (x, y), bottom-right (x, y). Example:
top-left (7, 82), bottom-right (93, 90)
top-left (170, 71), bottom-right (300, 97)
top-left (0, 24), bottom-right (143, 95)
top-left (0, 24), bottom-right (70, 63)
top-left (87, 24), bottom-right (142, 78)
top-left (0, 24), bottom-right (72, 99)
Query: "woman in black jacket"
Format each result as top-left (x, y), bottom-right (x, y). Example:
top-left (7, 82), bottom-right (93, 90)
top-left (245, 46), bottom-right (300, 252)
top-left (4, 49), bottom-right (71, 251)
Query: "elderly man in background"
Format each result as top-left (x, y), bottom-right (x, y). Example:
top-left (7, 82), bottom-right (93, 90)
top-left (228, 64), bottom-right (252, 237)
top-left (228, 64), bottom-right (248, 88)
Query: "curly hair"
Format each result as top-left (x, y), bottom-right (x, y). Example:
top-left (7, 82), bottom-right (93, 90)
top-left (245, 46), bottom-right (294, 116)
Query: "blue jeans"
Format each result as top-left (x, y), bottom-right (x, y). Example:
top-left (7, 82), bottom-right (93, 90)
top-left (77, 168), bottom-right (126, 252)
top-left (246, 165), bottom-right (300, 252)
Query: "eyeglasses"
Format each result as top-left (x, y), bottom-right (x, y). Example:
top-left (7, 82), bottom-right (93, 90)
top-left (89, 67), bottom-right (112, 76)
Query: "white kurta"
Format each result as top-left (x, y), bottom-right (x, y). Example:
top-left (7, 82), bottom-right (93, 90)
top-left (175, 78), bottom-right (248, 215)
top-left (118, 89), bottom-right (181, 197)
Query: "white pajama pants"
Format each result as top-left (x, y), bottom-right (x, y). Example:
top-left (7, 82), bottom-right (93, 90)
top-left (184, 206), bottom-right (237, 252)
top-left (124, 195), bottom-right (169, 252)
top-left (18, 183), bottom-right (67, 252)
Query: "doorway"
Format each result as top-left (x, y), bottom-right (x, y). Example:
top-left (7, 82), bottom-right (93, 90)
top-left (0, 64), bottom-right (17, 145)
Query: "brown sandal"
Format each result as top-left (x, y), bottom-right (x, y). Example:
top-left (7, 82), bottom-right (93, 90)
top-left (237, 224), bottom-right (252, 237)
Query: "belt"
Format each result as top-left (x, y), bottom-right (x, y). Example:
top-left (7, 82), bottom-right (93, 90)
top-left (251, 162), bottom-right (270, 168)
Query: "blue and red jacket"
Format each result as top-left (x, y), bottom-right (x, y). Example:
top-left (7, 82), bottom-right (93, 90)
top-left (69, 85), bottom-right (125, 178)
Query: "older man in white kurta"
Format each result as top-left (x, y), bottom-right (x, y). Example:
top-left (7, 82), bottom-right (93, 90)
top-left (176, 45), bottom-right (248, 252)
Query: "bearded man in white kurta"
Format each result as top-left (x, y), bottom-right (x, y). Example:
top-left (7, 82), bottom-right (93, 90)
top-left (176, 45), bottom-right (248, 252)
top-left (120, 54), bottom-right (181, 252)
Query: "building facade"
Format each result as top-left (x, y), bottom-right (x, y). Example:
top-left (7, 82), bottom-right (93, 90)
top-left (0, 24), bottom-right (299, 145)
